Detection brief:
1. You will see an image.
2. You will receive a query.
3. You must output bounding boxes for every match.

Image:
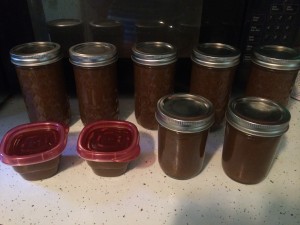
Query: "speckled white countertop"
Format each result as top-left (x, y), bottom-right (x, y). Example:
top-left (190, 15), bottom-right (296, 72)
top-left (0, 95), bottom-right (299, 225)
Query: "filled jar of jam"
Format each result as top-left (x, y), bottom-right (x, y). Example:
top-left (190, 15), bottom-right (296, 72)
top-left (156, 93), bottom-right (214, 180)
top-left (132, 42), bottom-right (177, 130)
top-left (190, 43), bottom-right (240, 129)
top-left (10, 42), bottom-right (71, 124)
top-left (222, 97), bottom-right (291, 184)
top-left (69, 42), bottom-right (119, 125)
top-left (245, 45), bottom-right (300, 106)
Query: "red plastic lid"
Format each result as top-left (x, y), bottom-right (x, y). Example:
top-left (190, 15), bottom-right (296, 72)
top-left (0, 122), bottom-right (69, 166)
top-left (77, 120), bottom-right (140, 162)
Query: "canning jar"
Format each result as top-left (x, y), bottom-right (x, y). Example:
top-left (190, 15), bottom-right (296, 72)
top-left (89, 20), bottom-right (123, 53)
top-left (10, 42), bottom-right (71, 124)
top-left (69, 42), bottom-right (119, 125)
top-left (245, 45), bottom-right (300, 106)
top-left (156, 93), bottom-right (214, 180)
top-left (47, 19), bottom-right (85, 95)
top-left (190, 43), bottom-right (240, 129)
top-left (132, 42), bottom-right (176, 130)
top-left (222, 97), bottom-right (290, 184)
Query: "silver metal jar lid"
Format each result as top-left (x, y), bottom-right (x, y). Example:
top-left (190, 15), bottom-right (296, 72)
top-left (69, 42), bottom-right (118, 67)
top-left (191, 43), bottom-right (240, 68)
top-left (156, 93), bottom-right (215, 133)
top-left (132, 42), bottom-right (177, 66)
top-left (226, 97), bottom-right (290, 137)
top-left (251, 45), bottom-right (300, 70)
top-left (47, 19), bottom-right (82, 27)
top-left (10, 42), bottom-right (62, 66)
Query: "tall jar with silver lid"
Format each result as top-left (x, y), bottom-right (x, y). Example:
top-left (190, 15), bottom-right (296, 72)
top-left (69, 42), bottom-right (119, 125)
top-left (132, 42), bottom-right (177, 130)
top-left (10, 42), bottom-right (70, 124)
top-left (245, 45), bottom-right (300, 106)
top-left (222, 97), bottom-right (291, 184)
top-left (156, 94), bottom-right (214, 180)
top-left (190, 43), bottom-right (240, 129)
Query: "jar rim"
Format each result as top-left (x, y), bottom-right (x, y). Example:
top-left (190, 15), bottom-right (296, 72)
top-left (156, 93), bottom-right (214, 133)
top-left (251, 45), bottom-right (300, 70)
top-left (10, 42), bottom-right (62, 66)
top-left (132, 41), bottom-right (177, 66)
top-left (191, 43), bottom-right (240, 68)
top-left (69, 42), bottom-right (118, 67)
top-left (226, 97), bottom-right (290, 137)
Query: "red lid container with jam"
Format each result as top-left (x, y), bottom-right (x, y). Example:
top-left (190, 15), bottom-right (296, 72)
top-left (0, 122), bottom-right (69, 180)
top-left (77, 120), bottom-right (140, 177)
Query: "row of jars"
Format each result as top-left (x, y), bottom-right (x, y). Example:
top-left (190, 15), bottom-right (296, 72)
top-left (9, 41), bottom-right (300, 184)
top-left (9, 41), bottom-right (300, 128)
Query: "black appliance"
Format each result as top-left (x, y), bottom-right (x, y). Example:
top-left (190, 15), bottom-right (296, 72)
top-left (199, 0), bottom-right (300, 91)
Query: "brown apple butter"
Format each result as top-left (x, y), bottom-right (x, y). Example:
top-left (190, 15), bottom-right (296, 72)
top-left (13, 156), bottom-right (61, 181)
top-left (156, 94), bottom-right (214, 180)
top-left (222, 97), bottom-right (290, 184)
top-left (190, 43), bottom-right (240, 129)
top-left (132, 42), bottom-right (176, 130)
top-left (69, 42), bottom-right (119, 125)
top-left (10, 42), bottom-right (71, 124)
top-left (245, 45), bottom-right (300, 106)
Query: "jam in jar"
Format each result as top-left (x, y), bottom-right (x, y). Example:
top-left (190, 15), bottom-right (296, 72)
top-left (10, 42), bottom-right (71, 124)
top-left (132, 42), bottom-right (176, 130)
top-left (69, 42), bottom-right (119, 125)
top-left (156, 93), bottom-right (214, 180)
top-left (190, 43), bottom-right (240, 129)
top-left (245, 45), bottom-right (300, 106)
top-left (222, 97), bottom-right (290, 184)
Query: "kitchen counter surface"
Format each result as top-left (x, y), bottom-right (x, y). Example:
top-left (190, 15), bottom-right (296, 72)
top-left (0, 95), bottom-right (299, 225)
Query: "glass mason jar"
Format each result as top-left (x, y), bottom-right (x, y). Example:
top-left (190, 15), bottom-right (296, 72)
top-left (245, 45), bottom-right (300, 106)
top-left (10, 42), bottom-right (71, 124)
top-left (69, 42), bottom-right (119, 125)
top-left (132, 41), bottom-right (177, 130)
top-left (156, 93), bottom-right (215, 180)
top-left (190, 43), bottom-right (240, 129)
top-left (222, 97), bottom-right (290, 184)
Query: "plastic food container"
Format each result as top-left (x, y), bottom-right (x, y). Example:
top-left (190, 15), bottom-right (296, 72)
top-left (0, 122), bottom-right (69, 181)
top-left (77, 120), bottom-right (140, 177)
top-left (222, 97), bottom-right (290, 184)
top-left (156, 93), bottom-right (214, 180)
